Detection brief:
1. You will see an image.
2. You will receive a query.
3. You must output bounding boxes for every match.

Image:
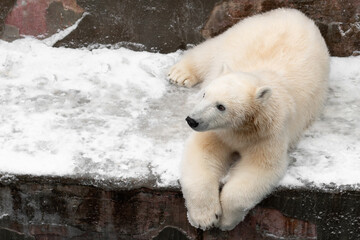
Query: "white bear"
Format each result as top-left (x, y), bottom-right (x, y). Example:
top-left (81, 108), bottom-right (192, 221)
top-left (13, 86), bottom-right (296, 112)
top-left (168, 8), bottom-right (329, 231)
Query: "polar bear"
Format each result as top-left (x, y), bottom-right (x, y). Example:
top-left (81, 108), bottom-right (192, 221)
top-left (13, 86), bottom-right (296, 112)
top-left (168, 8), bottom-right (329, 231)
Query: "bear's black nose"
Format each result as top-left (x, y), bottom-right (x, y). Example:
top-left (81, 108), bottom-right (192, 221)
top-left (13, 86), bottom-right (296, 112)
top-left (186, 116), bottom-right (199, 128)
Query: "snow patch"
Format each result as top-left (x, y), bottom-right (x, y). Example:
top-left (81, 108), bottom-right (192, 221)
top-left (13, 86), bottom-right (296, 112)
top-left (0, 36), bottom-right (359, 189)
top-left (0, 36), bottom-right (186, 186)
top-left (280, 56), bottom-right (360, 188)
top-left (0, 214), bottom-right (9, 219)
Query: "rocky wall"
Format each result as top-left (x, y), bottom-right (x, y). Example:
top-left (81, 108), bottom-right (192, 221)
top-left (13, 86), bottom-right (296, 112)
top-left (0, 175), bottom-right (359, 240)
top-left (1, 0), bottom-right (359, 55)
top-left (201, 0), bottom-right (360, 56)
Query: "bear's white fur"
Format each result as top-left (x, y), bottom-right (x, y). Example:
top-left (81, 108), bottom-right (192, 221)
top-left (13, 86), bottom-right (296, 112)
top-left (169, 8), bottom-right (329, 231)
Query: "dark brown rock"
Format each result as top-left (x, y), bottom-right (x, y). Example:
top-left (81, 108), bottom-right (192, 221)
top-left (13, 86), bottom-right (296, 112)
top-left (0, 176), bottom-right (200, 240)
top-left (0, 228), bottom-right (35, 240)
top-left (54, 0), bottom-right (219, 53)
top-left (261, 188), bottom-right (360, 240)
top-left (1, 175), bottom-right (360, 239)
top-left (203, 207), bottom-right (316, 240)
top-left (202, 0), bottom-right (360, 56)
top-left (46, 1), bottom-right (84, 36)
top-left (153, 227), bottom-right (191, 240)
top-left (2, 0), bottom-right (359, 56)
top-left (0, 0), bottom-right (16, 37)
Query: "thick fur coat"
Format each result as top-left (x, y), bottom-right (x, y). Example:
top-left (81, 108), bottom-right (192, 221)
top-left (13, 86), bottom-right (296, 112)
top-left (168, 8), bottom-right (329, 230)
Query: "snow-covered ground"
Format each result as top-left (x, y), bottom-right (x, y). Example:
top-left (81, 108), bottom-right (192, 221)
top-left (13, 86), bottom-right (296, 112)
top-left (0, 36), bottom-right (359, 189)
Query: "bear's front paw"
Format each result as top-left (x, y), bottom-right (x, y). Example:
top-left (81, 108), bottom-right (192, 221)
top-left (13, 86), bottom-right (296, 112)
top-left (219, 209), bottom-right (247, 231)
top-left (168, 61), bottom-right (198, 88)
top-left (219, 188), bottom-right (250, 231)
top-left (186, 199), bottom-right (222, 230)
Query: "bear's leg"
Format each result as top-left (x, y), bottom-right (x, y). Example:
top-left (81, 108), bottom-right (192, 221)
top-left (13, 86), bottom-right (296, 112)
top-left (219, 147), bottom-right (288, 231)
top-left (168, 39), bottom-right (218, 88)
top-left (180, 131), bottom-right (232, 230)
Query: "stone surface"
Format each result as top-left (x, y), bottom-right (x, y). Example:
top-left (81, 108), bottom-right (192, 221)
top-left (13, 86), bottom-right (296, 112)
top-left (262, 189), bottom-right (360, 240)
top-left (1, 175), bottom-right (359, 239)
top-left (1, 0), bottom-right (83, 41)
top-left (0, 0), bottom-right (16, 38)
top-left (202, 0), bottom-right (360, 57)
top-left (2, 0), bottom-right (358, 55)
top-left (0, 175), bottom-right (319, 240)
top-left (53, 0), bottom-right (219, 52)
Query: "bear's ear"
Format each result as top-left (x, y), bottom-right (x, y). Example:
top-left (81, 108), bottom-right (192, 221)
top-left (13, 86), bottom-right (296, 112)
top-left (221, 63), bottom-right (233, 74)
top-left (255, 86), bottom-right (272, 103)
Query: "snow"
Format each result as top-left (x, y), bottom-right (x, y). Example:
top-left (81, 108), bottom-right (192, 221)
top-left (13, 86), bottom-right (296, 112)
top-left (0, 36), bottom-right (190, 187)
top-left (0, 214), bottom-right (9, 219)
top-left (0, 35), bottom-right (359, 190)
top-left (280, 56), bottom-right (360, 188)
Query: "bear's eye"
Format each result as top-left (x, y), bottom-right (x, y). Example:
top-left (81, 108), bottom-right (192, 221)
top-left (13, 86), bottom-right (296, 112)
top-left (203, 93), bottom-right (205, 98)
top-left (217, 104), bottom-right (226, 111)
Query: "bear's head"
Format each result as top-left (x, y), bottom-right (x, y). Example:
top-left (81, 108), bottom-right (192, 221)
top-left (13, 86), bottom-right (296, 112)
top-left (185, 71), bottom-right (272, 132)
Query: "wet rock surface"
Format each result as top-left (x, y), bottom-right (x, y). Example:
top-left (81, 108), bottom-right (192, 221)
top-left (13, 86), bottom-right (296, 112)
top-left (0, 175), bottom-right (359, 239)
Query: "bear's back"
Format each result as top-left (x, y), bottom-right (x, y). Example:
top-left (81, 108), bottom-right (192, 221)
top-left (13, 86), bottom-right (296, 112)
top-left (217, 8), bottom-right (329, 144)
top-left (220, 8), bottom-right (328, 78)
